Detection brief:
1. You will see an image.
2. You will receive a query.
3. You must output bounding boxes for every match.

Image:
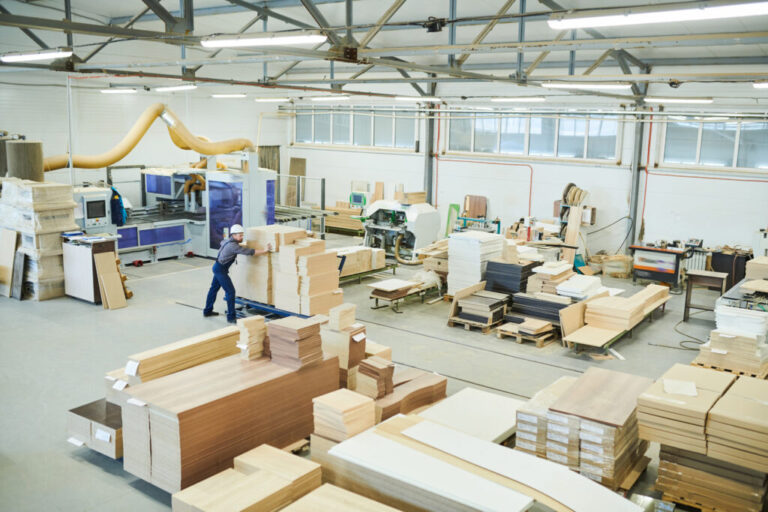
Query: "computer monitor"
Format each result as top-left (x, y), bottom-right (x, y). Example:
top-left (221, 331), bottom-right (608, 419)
top-left (86, 200), bottom-right (107, 219)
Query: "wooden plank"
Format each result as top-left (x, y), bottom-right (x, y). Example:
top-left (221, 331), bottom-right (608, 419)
top-left (367, 279), bottom-right (420, 292)
top-left (0, 227), bottom-right (17, 297)
top-left (562, 205), bottom-right (583, 264)
top-left (563, 324), bottom-right (624, 348)
top-left (282, 484), bottom-right (402, 511)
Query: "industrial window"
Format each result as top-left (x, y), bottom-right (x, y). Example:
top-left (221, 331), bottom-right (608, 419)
top-left (449, 113), bottom-right (473, 152)
top-left (557, 116), bottom-right (587, 158)
top-left (353, 110), bottom-right (372, 146)
top-left (737, 122), bottom-right (768, 169)
top-left (474, 115), bottom-right (499, 153)
top-left (295, 113), bottom-right (312, 143)
top-left (332, 111), bottom-right (351, 145)
top-left (373, 111), bottom-right (393, 147)
top-left (529, 117), bottom-right (556, 156)
top-left (500, 116), bottom-right (526, 155)
top-left (314, 113), bottom-right (331, 144)
top-left (663, 120), bottom-right (699, 164)
top-left (395, 113), bottom-right (416, 149)
top-left (586, 115), bottom-right (618, 160)
top-left (700, 122), bottom-right (737, 167)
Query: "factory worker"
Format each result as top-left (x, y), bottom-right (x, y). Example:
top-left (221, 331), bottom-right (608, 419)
top-left (203, 224), bottom-right (271, 323)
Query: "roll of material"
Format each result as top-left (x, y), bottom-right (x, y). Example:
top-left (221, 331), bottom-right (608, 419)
top-left (6, 140), bottom-right (44, 182)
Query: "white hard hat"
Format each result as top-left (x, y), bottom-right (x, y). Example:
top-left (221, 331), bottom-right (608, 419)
top-left (230, 224), bottom-right (244, 235)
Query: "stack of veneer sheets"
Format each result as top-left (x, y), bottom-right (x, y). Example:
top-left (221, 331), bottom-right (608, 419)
top-left (637, 363), bottom-right (736, 454)
top-left (447, 231), bottom-right (504, 295)
top-left (375, 368), bottom-right (447, 422)
top-left (457, 289), bottom-right (508, 324)
top-left (515, 377), bottom-right (577, 458)
top-left (267, 316), bottom-right (324, 370)
top-left (122, 354), bottom-right (339, 493)
top-left (697, 329), bottom-right (768, 376)
top-left (549, 368), bottom-right (652, 489)
top-left (313, 388), bottom-right (376, 442)
top-left (484, 260), bottom-right (535, 295)
top-left (584, 295), bottom-right (644, 331)
top-left (526, 261), bottom-right (574, 294)
top-left (356, 356), bottom-right (395, 399)
top-left (555, 274), bottom-right (602, 300)
top-left (281, 483), bottom-right (401, 511)
top-left (336, 246), bottom-right (386, 277)
top-left (509, 292), bottom-right (571, 323)
top-left (656, 446), bottom-right (767, 512)
top-left (275, 237), bottom-right (344, 315)
top-left (237, 315), bottom-right (267, 360)
top-left (707, 376), bottom-right (768, 473)
top-left (172, 443), bottom-right (322, 511)
top-left (231, 224), bottom-right (307, 305)
top-left (321, 304), bottom-right (367, 388)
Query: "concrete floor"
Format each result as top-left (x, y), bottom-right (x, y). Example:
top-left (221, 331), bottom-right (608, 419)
top-left (0, 233), bottom-right (718, 511)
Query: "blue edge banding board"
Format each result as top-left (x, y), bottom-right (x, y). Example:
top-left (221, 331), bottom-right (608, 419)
top-left (234, 297), bottom-right (309, 320)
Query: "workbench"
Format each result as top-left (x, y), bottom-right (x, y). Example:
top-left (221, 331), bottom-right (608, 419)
top-left (683, 269), bottom-right (728, 322)
top-left (629, 245), bottom-right (690, 290)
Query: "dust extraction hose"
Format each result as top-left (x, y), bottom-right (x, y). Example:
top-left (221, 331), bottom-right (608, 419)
top-left (43, 103), bottom-right (255, 171)
top-left (393, 233), bottom-right (422, 266)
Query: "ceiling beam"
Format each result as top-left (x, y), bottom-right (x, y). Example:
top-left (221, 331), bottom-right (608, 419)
top-left (82, 7), bottom-right (151, 63)
top-left (225, 0), bottom-right (313, 29)
top-left (190, 12), bottom-right (265, 73)
top-left (269, 41), bottom-right (326, 79)
top-left (0, 5), bottom-right (49, 49)
top-left (582, 50), bottom-right (612, 76)
top-left (299, 0), bottom-right (343, 46)
top-left (525, 30), bottom-right (566, 76)
top-left (357, 0), bottom-right (406, 49)
top-left (457, 0), bottom-right (516, 67)
top-left (141, 0), bottom-right (178, 28)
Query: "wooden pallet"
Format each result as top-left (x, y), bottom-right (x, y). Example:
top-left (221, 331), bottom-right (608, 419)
top-left (496, 329), bottom-right (556, 348)
top-left (447, 316), bottom-right (500, 334)
top-left (691, 360), bottom-right (768, 379)
top-left (661, 493), bottom-right (718, 512)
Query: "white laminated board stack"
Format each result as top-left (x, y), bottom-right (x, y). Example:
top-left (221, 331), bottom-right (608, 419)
top-left (447, 231), bottom-right (505, 295)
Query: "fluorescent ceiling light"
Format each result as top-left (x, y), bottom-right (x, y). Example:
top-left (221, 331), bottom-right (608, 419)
top-left (255, 98), bottom-right (290, 103)
top-left (100, 88), bottom-right (137, 94)
top-left (155, 84), bottom-right (197, 92)
top-left (754, 82), bottom-right (768, 89)
top-left (548, 1), bottom-right (768, 30)
top-left (211, 93), bottom-right (246, 98)
top-left (541, 82), bottom-right (632, 90)
top-left (201, 31), bottom-right (326, 48)
top-left (491, 97), bottom-right (546, 102)
top-left (1, 47), bottom-right (73, 63)
top-left (645, 97), bottom-right (714, 104)
top-left (394, 96), bottom-right (441, 102)
top-left (310, 95), bottom-right (349, 102)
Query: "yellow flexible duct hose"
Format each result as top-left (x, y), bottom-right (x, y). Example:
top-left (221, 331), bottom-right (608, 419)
top-left (43, 103), bottom-right (255, 171)
top-left (394, 233), bottom-right (421, 266)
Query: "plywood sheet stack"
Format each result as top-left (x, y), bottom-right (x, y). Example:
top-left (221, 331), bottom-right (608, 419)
top-left (707, 376), bottom-right (768, 473)
top-left (697, 329), bottom-right (768, 376)
top-left (267, 316), bottom-right (324, 370)
top-left (282, 483), bottom-right (401, 512)
top-left (313, 388), bottom-right (376, 442)
top-left (122, 354), bottom-right (339, 493)
top-left (656, 445), bottom-right (767, 512)
top-left (637, 363), bottom-right (736, 454)
top-left (172, 444), bottom-right (322, 511)
top-left (484, 260), bottom-right (535, 295)
top-left (515, 377), bottom-right (578, 458)
top-left (237, 315), bottom-right (268, 360)
top-left (549, 368), bottom-right (652, 490)
top-left (375, 370), bottom-right (447, 423)
top-left (447, 231), bottom-right (504, 295)
top-left (746, 256), bottom-right (768, 280)
top-left (584, 295), bottom-right (644, 331)
top-left (526, 261), bottom-right (574, 294)
top-left (0, 179), bottom-right (77, 300)
top-left (321, 304), bottom-right (367, 388)
top-left (356, 356), bottom-right (395, 399)
top-left (625, 284), bottom-right (670, 315)
top-left (325, 201), bottom-right (364, 232)
top-left (336, 246), bottom-right (386, 277)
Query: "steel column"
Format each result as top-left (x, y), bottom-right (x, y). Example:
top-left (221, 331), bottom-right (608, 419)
top-left (516, 0), bottom-right (525, 78)
top-left (448, 0), bottom-right (457, 67)
top-left (628, 113), bottom-right (645, 252)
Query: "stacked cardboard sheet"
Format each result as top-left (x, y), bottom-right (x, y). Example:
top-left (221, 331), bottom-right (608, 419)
top-left (267, 316), bottom-right (324, 370)
top-left (484, 260), bottom-right (535, 295)
top-left (447, 231), bottom-right (505, 295)
top-left (584, 295), bottom-right (644, 331)
top-left (313, 388), bottom-right (376, 442)
top-left (656, 445), bottom-right (767, 512)
top-left (125, 326), bottom-right (240, 384)
top-left (697, 329), bottom-right (768, 375)
top-left (375, 370), bottom-right (447, 422)
top-left (637, 363), bottom-right (736, 454)
top-left (544, 407), bottom-right (581, 471)
top-left (555, 274), bottom-right (602, 300)
top-left (549, 368), bottom-right (652, 489)
top-left (172, 444), bottom-right (322, 511)
top-left (237, 315), bottom-right (267, 360)
top-left (282, 483), bottom-right (401, 512)
top-left (707, 376), bottom-right (768, 473)
top-left (321, 306), bottom-right (367, 388)
top-left (356, 356), bottom-right (395, 399)
top-left (123, 354), bottom-right (339, 493)
top-left (746, 256), bottom-right (768, 280)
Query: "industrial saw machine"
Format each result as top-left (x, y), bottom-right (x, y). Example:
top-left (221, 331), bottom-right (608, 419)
top-left (362, 200), bottom-right (440, 264)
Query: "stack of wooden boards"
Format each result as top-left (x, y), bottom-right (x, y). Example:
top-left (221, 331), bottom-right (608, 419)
top-left (515, 376), bottom-right (577, 458)
top-left (456, 289), bottom-right (508, 325)
top-left (356, 357), bottom-right (395, 399)
top-left (93, 251), bottom-right (128, 310)
top-left (526, 261), bottom-right (574, 294)
top-left (747, 256), bottom-right (768, 280)
top-left (237, 315), bottom-right (267, 360)
top-left (0, 179), bottom-right (78, 300)
top-left (419, 239), bottom-right (449, 275)
top-left (497, 316), bottom-right (555, 347)
top-left (509, 292), bottom-right (571, 323)
top-left (282, 483), bottom-right (401, 511)
top-left (325, 201), bottom-right (364, 232)
top-left (696, 305), bottom-right (768, 376)
top-left (373, 368), bottom-right (446, 422)
top-left (312, 388), bottom-right (376, 442)
top-left (484, 260), bottom-right (535, 295)
top-left (122, 354), bottom-right (339, 492)
top-left (267, 316), bottom-right (324, 370)
top-left (275, 236), bottom-right (344, 315)
top-left (447, 231), bottom-right (504, 295)
top-left (172, 444), bottom-right (322, 511)
top-left (337, 246), bottom-right (386, 277)
top-left (321, 304), bottom-right (367, 387)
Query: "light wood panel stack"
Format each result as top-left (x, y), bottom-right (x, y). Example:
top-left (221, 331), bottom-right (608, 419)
top-left (514, 376), bottom-right (577, 458)
top-left (356, 357), bottom-right (395, 399)
top-left (313, 389), bottom-right (376, 442)
top-left (374, 370), bottom-right (447, 423)
top-left (122, 354), bottom-right (339, 493)
top-left (746, 256), bottom-right (768, 280)
top-left (321, 304), bottom-right (367, 388)
top-left (237, 315), bottom-right (267, 360)
top-left (267, 316), bottom-right (324, 370)
top-left (325, 202), bottom-right (364, 232)
top-left (282, 484), bottom-right (402, 512)
top-left (234, 444), bottom-right (322, 501)
top-left (526, 262), bottom-right (574, 294)
top-left (697, 329), bottom-right (768, 376)
top-left (337, 246), bottom-right (386, 277)
top-left (584, 296), bottom-right (644, 331)
top-left (275, 237), bottom-right (344, 315)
